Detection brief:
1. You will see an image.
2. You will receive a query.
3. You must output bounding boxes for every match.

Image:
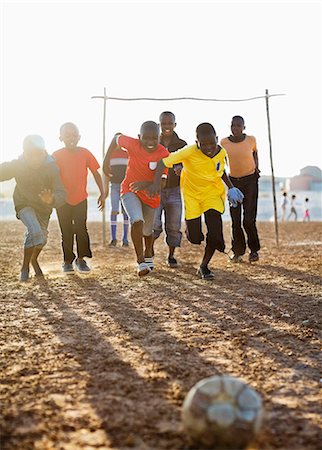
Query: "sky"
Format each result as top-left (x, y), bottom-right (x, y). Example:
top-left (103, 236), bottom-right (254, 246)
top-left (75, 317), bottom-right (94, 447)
top-left (1, 0), bottom-right (321, 178)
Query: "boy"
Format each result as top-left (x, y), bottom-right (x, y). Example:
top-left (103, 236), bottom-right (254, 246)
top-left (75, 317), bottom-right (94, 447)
top-left (287, 194), bottom-right (297, 221)
top-left (53, 123), bottom-right (105, 273)
top-left (0, 135), bottom-right (66, 281)
top-left (157, 123), bottom-right (243, 280)
top-left (103, 121), bottom-right (169, 276)
top-left (303, 197), bottom-right (310, 222)
top-left (152, 111), bottom-right (187, 268)
top-left (281, 192), bottom-right (288, 222)
top-left (221, 116), bottom-right (260, 263)
top-left (105, 145), bottom-right (129, 247)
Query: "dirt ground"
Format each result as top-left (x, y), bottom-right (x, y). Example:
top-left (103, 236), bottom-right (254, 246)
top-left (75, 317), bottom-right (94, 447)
top-left (0, 220), bottom-right (321, 450)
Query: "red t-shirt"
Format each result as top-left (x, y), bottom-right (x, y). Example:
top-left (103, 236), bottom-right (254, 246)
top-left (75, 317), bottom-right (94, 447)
top-left (118, 135), bottom-right (169, 208)
top-left (52, 147), bottom-right (100, 206)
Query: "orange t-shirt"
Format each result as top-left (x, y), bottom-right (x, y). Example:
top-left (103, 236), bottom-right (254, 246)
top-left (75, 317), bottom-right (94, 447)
top-left (220, 135), bottom-right (257, 178)
top-left (118, 135), bottom-right (169, 208)
top-left (52, 147), bottom-right (100, 205)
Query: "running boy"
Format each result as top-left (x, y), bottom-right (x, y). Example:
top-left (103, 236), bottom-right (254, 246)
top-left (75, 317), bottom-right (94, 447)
top-left (221, 116), bottom-right (261, 263)
top-left (103, 121), bottom-right (169, 276)
top-left (0, 135), bottom-right (66, 281)
top-left (53, 123), bottom-right (105, 273)
top-left (153, 111), bottom-right (187, 267)
top-left (105, 145), bottom-right (129, 247)
top-left (157, 123), bottom-right (244, 280)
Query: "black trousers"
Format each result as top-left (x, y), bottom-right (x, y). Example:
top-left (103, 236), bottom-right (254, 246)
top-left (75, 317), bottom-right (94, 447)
top-left (230, 172), bottom-right (260, 255)
top-left (57, 200), bottom-right (92, 263)
top-left (185, 209), bottom-right (225, 252)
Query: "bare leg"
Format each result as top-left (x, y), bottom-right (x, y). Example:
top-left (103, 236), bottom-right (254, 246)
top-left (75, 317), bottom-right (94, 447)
top-left (168, 245), bottom-right (175, 258)
top-left (20, 247), bottom-right (34, 281)
top-left (31, 246), bottom-right (44, 276)
top-left (144, 234), bottom-right (153, 259)
top-left (131, 221), bottom-right (145, 263)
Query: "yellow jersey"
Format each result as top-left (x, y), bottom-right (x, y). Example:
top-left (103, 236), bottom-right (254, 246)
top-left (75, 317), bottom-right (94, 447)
top-left (162, 144), bottom-right (227, 220)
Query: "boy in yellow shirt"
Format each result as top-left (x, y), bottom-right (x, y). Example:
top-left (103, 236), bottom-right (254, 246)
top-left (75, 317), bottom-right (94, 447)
top-left (158, 122), bottom-right (243, 279)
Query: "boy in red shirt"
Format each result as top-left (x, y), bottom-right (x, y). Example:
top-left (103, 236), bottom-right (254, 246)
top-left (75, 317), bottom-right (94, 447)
top-left (103, 121), bottom-right (169, 276)
top-left (53, 123), bottom-right (105, 273)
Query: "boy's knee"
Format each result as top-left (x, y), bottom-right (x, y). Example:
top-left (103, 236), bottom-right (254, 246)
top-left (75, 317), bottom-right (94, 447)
top-left (186, 232), bottom-right (203, 245)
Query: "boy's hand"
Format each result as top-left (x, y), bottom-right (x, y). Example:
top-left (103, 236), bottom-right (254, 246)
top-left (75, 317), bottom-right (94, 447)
top-left (228, 187), bottom-right (244, 208)
top-left (146, 183), bottom-right (160, 198)
top-left (173, 164), bottom-right (182, 176)
top-left (39, 189), bottom-right (54, 205)
top-left (97, 194), bottom-right (105, 211)
top-left (129, 181), bottom-right (151, 193)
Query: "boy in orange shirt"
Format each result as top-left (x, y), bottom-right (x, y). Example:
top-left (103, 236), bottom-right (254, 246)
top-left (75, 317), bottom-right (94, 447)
top-left (53, 123), bottom-right (105, 273)
top-left (221, 116), bottom-right (260, 263)
top-left (103, 121), bottom-right (169, 276)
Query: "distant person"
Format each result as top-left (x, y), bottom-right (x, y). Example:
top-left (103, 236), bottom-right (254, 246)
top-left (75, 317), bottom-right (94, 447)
top-left (53, 122), bottom-right (105, 274)
top-left (221, 116), bottom-right (260, 263)
top-left (157, 122), bottom-right (244, 280)
top-left (287, 194), bottom-right (297, 221)
top-left (303, 197), bottom-right (310, 222)
top-left (152, 111), bottom-right (187, 268)
top-left (103, 121), bottom-right (169, 277)
top-left (0, 135), bottom-right (66, 281)
top-left (105, 145), bottom-right (129, 247)
top-left (281, 192), bottom-right (288, 222)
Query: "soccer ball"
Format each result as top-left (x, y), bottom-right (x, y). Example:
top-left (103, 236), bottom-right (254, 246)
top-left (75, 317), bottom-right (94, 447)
top-left (182, 375), bottom-right (264, 449)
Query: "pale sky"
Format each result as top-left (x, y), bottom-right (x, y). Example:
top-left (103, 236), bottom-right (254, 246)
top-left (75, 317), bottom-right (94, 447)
top-left (1, 0), bottom-right (321, 177)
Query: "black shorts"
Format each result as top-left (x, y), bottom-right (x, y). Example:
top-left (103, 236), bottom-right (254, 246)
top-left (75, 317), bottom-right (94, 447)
top-left (185, 209), bottom-right (225, 252)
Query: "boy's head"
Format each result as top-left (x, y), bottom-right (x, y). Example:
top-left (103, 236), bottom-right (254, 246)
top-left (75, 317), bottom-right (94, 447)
top-left (139, 121), bottom-right (160, 152)
top-left (159, 111), bottom-right (176, 138)
top-left (231, 116), bottom-right (245, 136)
top-left (23, 135), bottom-right (47, 169)
top-left (59, 122), bottom-right (80, 149)
top-left (292, 194), bottom-right (296, 199)
top-left (196, 123), bottom-right (218, 158)
top-left (283, 192), bottom-right (287, 197)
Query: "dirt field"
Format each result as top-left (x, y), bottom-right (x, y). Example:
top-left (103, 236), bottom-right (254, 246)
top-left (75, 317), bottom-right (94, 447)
top-left (0, 220), bottom-right (321, 450)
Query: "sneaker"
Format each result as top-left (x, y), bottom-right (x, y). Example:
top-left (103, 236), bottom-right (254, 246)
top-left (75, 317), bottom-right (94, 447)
top-left (144, 257), bottom-right (154, 271)
top-left (19, 269), bottom-right (29, 282)
top-left (167, 256), bottom-right (178, 268)
top-left (62, 262), bottom-right (74, 273)
top-left (137, 262), bottom-right (151, 277)
top-left (249, 252), bottom-right (259, 262)
top-left (122, 241), bottom-right (129, 247)
top-left (197, 266), bottom-right (214, 280)
top-left (75, 259), bottom-right (91, 273)
top-left (109, 239), bottom-right (117, 247)
top-left (230, 254), bottom-right (243, 263)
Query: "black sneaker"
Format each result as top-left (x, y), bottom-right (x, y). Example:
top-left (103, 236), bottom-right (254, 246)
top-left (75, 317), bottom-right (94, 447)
top-left (109, 239), bottom-right (117, 247)
top-left (167, 256), bottom-right (178, 268)
top-left (230, 254), bottom-right (243, 263)
top-left (197, 266), bottom-right (214, 280)
top-left (122, 241), bottom-right (129, 247)
top-left (249, 252), bottom-right (259, 262)
top-left (62, 262), bottom-right (74, 273)
top-left (75, 259), bottom-right (91, 273)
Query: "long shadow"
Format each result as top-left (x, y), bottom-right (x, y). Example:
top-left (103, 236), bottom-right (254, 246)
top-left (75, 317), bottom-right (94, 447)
top-left (259, 263), bottom-right (322, 288)
top-left (153, 269), bottom-right (321, 381)
top-left (20, 284), bottom-right (188, 450)
top-left (70, 276), bottom-right (322, 450)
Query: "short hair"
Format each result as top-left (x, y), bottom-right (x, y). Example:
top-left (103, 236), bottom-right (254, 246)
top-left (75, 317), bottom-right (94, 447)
top-left (232, 115), bottom-right (245, 124)
top-left (140, 121), bottom-right (159, 134)
top-left (159, 111), bottom-right (176, 122)
top-left (60, 122), bottom-right (79, 134)
top-left (196, 123), bottom-right (217, 138)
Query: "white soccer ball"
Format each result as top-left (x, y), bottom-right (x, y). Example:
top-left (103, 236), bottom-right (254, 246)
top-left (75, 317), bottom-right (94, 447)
top-left (182, 375), bottom-right (264, 449)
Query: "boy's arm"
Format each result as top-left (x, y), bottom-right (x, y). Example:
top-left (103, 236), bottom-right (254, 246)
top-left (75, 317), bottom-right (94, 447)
top-left (222, 171), bottom-right (234, 189)
top-left (253, 150), bottom-right (260, 174)
top-left (222, 171), bottom-right (244, 207)
top-left (92, 170), bottom-right (105, 211)
top-left (0, 161), bottom-right (17, 182)
top-left (50, 165), bottom-right (66, 209)
top-left (103, 134), bottom-right (121, 177)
